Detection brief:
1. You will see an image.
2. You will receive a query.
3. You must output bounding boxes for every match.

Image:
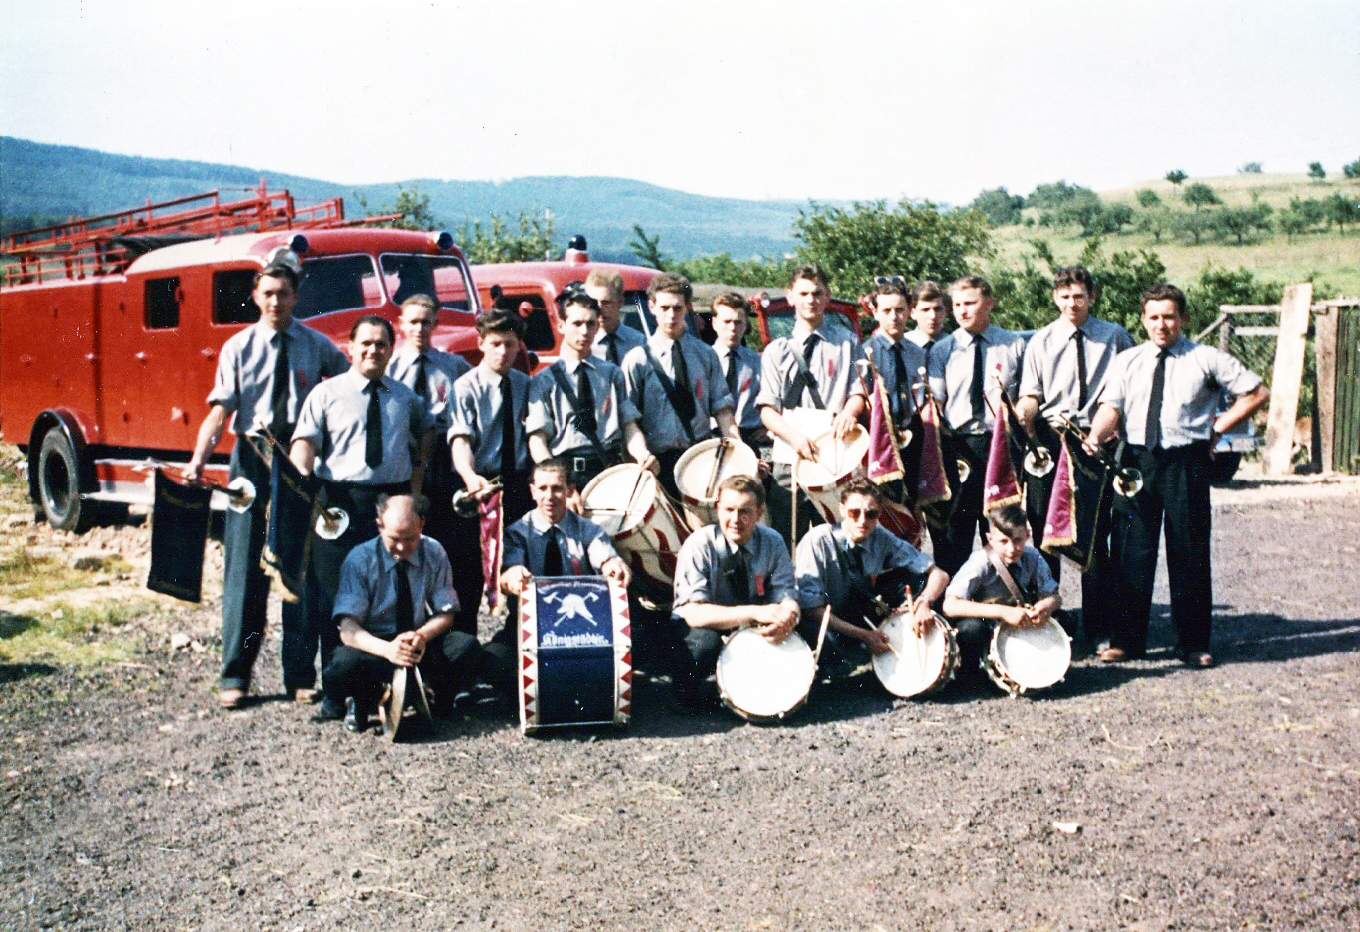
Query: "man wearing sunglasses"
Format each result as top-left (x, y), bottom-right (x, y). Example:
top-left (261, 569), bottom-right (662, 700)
top-left (795, 478), bottom-right (949, 671)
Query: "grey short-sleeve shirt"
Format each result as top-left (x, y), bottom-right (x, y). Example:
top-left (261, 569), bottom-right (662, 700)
top-left (795, 523), bottom-right (934, 614)
top-left (447, 366), bottom-right (532, 474)
top-left (621, 333), bottom-right (734, 453)
top-left (945, 545), bottom-right (1058, 606)
top-left (928, 325), bottom-right (1027, 434)
top-left (332, 535), bottom-right (458, 639)
top-left (525, 358), bottom-right (640, 455)
top-left (755, 321), bottom-right (868, 414)
top-left (292, 370), bottom-right (435, 484)
top-left (387, 345), bottom-right (471, 431)
top-left (206, 319), bottom-right (348, 435)
top-left (502, 509), bottom-right (620, 577)
top-left (673, 525), bottom-right (797, 609)
top-left (1019, 316), bottom-right (1134, 429)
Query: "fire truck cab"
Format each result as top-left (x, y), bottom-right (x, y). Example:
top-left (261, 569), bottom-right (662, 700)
top-left (1, 185), bottom-right (482, 530)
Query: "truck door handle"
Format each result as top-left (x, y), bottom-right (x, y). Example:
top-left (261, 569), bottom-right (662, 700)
top-left (134, 352), bottom-right (148, 361)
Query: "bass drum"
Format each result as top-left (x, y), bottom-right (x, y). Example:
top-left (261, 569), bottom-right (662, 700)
top-left (715, 627), bottom-right (815, 724)
top-left (984, 618), bottom-right (1072, 696)
top-left (871, 611), bottom-right (959, 699)
top-left (672, 437), bottom-right (760, 530)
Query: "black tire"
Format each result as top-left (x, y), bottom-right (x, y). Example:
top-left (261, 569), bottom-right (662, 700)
top-left (1208, 452), bottom-right (1242, 486)
top-left (36, 427), bottom-right (92, 532)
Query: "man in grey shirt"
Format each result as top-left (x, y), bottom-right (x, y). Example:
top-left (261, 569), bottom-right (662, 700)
top-left (1015, 267), bottom-right (1134, 650)
top-left (291, 316), bottom-right (436, 703)
top-left (672, 475), bottom-right (801, 709)
top-left (622, 272), bottom-right (738, 497)
top-left (710, 292), bottom-right (767, 450)
top-left (587, 269), bottom-right (646, 366)
top-left (184, 260), bottom-right (347, 710)
top-left (318, 494), bottom-right (480, 731)
top-left (1087, 283), bottom-right (1268, 668)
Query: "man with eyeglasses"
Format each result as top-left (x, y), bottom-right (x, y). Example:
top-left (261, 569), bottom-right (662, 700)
top-left (587, 269), bottom-right (646, 366)
top-left (795, 478), bottom-right (949, 673)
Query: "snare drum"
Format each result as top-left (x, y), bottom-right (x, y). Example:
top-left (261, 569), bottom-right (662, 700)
top-left (580, 464), bottom-right (692, 597)
top-left (518, 576), bottom-right (632, 733)
top-left (673, 438), bottom-right (761, 530)
top-left (984, 618), bottom-right (1071, 696)
top-left (715, 626), bottom-right (816, 723)
top-left (794, 426), bottom-right (870, 525)
top-left (871, 611), bottom-right (959, 698)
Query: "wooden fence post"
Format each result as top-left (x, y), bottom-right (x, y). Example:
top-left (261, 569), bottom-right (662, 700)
top-left (1261, 283), bottom-right (1313, 475)
top-left (1314, 303), bottom-right (1338, 473)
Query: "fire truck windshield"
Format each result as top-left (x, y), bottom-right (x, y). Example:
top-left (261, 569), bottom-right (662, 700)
top-left (292, 253), bottom-right (475, 320)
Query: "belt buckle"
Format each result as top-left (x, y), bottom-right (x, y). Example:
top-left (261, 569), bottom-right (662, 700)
top-left (572, 456), bottom-right (588, 474)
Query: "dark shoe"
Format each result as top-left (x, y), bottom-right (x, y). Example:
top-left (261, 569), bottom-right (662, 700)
top-left (343, 697), bottom-right (372, 733)
top-left (1098, 647), bottom-right (1128, 664)
top-left (1181, 651), bottom-right (1214, 668)
top-left (312, 696), bottom-right (345, 723)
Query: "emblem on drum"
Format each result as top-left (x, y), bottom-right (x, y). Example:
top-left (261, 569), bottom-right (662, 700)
top-left (538, 578), bottom-right (612, 648)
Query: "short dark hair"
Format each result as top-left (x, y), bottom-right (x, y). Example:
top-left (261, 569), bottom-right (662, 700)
top-left (987, 504), bottom-right (1029, 540)
top-left (711, 291), bottom-right (748, 314)
top-left (475, 308), bottom-right (527, 341)
top-left (556, 281), bottom-right (600, 321)
top-left (839, 477), bottom-right (884, 505)
top-left (787, 264), bottom-right (830, 292)
top-left (950, 275), bottom-right (993, 299)
top-left (254, 263), bottom-right (299, 290)
top-left (1141, 282), bottom-right (1188, 318)
top-left (533, 458), bottom-right (576, 489)
top-left (908, 280), bottom-right (951, 311)
top-left (1052, 266), bottom-right (1097, 301)
top-left (648, 272), bottom-right (693, 303)
top-left (873, 278), bottom-right (909, 300)
top-left (377, 492), bottom-right (430, 520)
top-left (716, 474), bottom-right (765, 509)
top-left (350, 315), bottom-right (395, 343)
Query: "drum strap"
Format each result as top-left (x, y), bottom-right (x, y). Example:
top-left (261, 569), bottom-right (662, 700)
top-left (548, 363), bottom-right (611, 464)
top-left (642, 347), bottom-right (699, 445)
top-left (785, 342), bottom-right (826, 411)
top-left (985, 546), bottom-right (1031, 607)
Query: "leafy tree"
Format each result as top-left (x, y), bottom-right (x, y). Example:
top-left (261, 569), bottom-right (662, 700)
top-left (1172, 210), bottom-right (1214, 244)
top-left (1212, 206), bottom-right (1263, 245)
top-left (1025, 181), bottom-right (1098, 210)
top-left (1323, 192), bottom-right (1358, 233)
top-left (1137, 206), bottom-right (1175, 244)
top-left (1135, 189), bottom-right (1161, 208)
top-left (792, 199), bottom-right (993, 296)
top-left (1164, 169), bottom-right (1188, 188)
top-left (1182, 182), bottom-right (1222, 212)
top-left (1344, 158), bottom-right (1360, 180)
top-left (353, 183), bottom-right (438, 231)
top-left (455, 209), bottom-right (556, 263)
top-left (968, 187), bottom-right (1026, 226)
top-left (1308, 161), bottom-right (1326, 182)
top-left (1278, 203), bottom-right (1312, 244)
top-left (628, 224), bottom-right (668, 270)
top-left (673, 253), bottom-right (792, 289)
top-left (1187, 265), bottom-right (1281, 335)
top-left (1238, 162), bottom-right (1264, 174)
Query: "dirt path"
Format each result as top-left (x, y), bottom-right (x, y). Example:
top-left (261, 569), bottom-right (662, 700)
top-left (2, 470), bottom-right (1358, 931)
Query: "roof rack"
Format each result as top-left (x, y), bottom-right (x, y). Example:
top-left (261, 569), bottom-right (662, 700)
top-left (2, 179), bottom-right (351, 285)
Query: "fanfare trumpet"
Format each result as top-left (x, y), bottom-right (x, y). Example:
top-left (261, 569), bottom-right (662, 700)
top-left (136, 460), bottom-right (257, 513)
top-left (1023, 446), bottom-right (1055, 478)
top-left (314, 505), bottom-right (350, 540)
top-left (1055, 414), bottom-right (1144, 498)
top-left (452, 479), bottom-right (503, 519)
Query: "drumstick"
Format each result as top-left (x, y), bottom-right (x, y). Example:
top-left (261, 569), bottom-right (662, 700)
top-left (811, 605), bottom-right (833, 664)
top-left (790, 453), bottom-right (802, 554)
top-left (860, 616), bottom-right (903, 660)
top-left (703, 438), bottom-right (729, 501)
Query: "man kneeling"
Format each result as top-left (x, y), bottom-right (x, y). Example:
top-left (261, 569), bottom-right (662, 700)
top-left (316, 494), bottom-right (481, 732)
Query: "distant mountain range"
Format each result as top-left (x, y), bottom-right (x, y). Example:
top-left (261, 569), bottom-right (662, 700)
top-left (0, 136), bottom-right (816, 262)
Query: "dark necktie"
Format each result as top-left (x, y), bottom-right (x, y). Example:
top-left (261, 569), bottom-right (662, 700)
top-left (365, 381), bottom-right (383, 469)
top-left (728, 546), bottom-right (749, 602)
top-left (395, 560), bottom-right (414, 634)
top-left (892, 343), bottom-right (909, 421)
top-left (413, 354), bottom-right (429, 403)
top-left (543, 528), bottom-right (564, 577)
top-left (605, 333), bottom-right (619, 366)
top-left (574, 363), bottom-right (598, 437)
top-left (269, 332), bottom-right (290, 437)
top-left (1072, 329), bottom-right (1088, 409)
top-left (850, 544), bottom-right (866, 578)
top-left (923, 339), bottom-right (935, 364)
top-left (500, 375), bottom-right (516, 476)
top-left (801, 333), bottom-right (820, 405)
top-left (1145, 349), bottom-right (1169, 449)
top-left (671, 343), bottom-right (696, 423)
top-left (725, 351), bottom-right (739, 402)
top-left (970, 337), bottom-right (986, 423)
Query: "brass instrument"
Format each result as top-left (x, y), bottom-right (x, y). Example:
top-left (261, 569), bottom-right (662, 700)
top-left (135, 460), bottom-right (257, 513)
top-left (314, 505), bottom-right (350, 540)
top-left (452, 479), bottom-right (504, 519)
top-left (1055, 414), bottom-right (1144, 498)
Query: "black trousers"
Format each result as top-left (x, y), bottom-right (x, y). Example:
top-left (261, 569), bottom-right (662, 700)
top-left (929, 433), bottom-right (990, 577)
top-left (1108, 442), bottom-right (1214, 656)
top-left (1023, 423), bottom-right (1115, 646)
top-left (321, 631), bottom-right (482, 708)
top-left (219, 438), bottom-right (306, 692)
top-left (443, 468), bottom-right (534, 637)
top-left (302, 480), bottom-right (407, 691)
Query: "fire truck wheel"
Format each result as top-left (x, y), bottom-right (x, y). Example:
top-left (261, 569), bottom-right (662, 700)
top-left (37, 428), bottom-right (92, 532)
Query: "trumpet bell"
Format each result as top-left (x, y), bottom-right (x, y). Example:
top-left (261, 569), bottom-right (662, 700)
top-left (1113, 468), bottom-right (1144, 498)
top-left (315, 506), bottom-right (350, 540)
top-left (956, 459), bottom-right (972, 484)
top-left (452, 481), bottom-right (503, 519)
top-left (225, 477), bottom-right (257, 513)
top-left (1023, 448), bottom-right (1055, 478)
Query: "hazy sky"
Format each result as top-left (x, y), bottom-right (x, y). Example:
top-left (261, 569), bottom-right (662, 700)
top-left (2, 0), bottom-right (1357, 205)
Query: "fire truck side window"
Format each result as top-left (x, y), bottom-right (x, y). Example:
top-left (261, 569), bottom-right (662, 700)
top-left (295, 256), bottom-right (381, 320)
top-left (145, 277), bottom-right (181, 329)
top-left (213, 270), bottom-right (259, 325)
top-left (507, 295), bottom-right (553, 351)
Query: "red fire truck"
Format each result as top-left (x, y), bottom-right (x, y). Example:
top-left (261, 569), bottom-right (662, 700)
top-left (1, 183), bottom-right (483, 530)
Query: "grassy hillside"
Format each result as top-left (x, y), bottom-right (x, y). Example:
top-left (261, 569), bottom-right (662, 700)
top-left (995, 173), bottom-right (1360, 297)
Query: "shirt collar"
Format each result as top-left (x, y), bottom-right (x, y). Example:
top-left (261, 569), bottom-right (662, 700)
top-left (377, 538), bottom-right (424, 572)
top-left (526, 509), bottom-right (568, 534)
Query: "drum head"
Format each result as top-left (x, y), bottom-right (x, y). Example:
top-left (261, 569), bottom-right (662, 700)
top-left (795, 426), bottom-right (869, 489)
top-left (872, 613), bottom-right (957, 698)
top-left (581, 465), bottom-right (657, 537)
top-left (674, 439), bottom-right (759, 506)
top-left (715, 628), bottom-right (815, 722)
top-left (382, 667), bottom-right (407, 741)
top-left (991, 620), bottom-right (1071, 693)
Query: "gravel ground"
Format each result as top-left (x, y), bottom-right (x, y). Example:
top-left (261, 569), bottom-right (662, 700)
top-left (2, 468), bottom-right (1358, 932)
